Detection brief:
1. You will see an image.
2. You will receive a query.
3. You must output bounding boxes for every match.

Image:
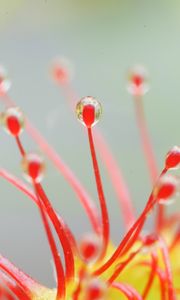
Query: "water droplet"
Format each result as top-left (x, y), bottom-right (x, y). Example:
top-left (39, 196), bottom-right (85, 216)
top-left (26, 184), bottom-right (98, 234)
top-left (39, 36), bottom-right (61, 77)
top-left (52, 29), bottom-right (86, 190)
top-left (0, 66), bottom-right (11, 95)
top-left (76, 96), bottom-right (102, 128)
top-left (165, 146), bottom-right (180, 170)
top-left (127, 65), bottom-right (149, 96)
top-left (21, 153), bottom-right (45, 183)
top-left (79, 233), bottom-right (101, 263)
top-left (0, 107), bottom-right (25, 136)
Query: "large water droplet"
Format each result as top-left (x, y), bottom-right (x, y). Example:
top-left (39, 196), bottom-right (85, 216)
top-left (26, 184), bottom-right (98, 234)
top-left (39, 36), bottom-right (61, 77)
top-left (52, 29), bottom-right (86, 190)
top-left (76, 96), bottom-right (102, 128)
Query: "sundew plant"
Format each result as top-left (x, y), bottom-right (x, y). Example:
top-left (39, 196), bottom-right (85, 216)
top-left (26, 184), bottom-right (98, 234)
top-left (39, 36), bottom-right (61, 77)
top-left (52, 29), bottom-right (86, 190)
top-left (0, 61), bottom-right (179, 300)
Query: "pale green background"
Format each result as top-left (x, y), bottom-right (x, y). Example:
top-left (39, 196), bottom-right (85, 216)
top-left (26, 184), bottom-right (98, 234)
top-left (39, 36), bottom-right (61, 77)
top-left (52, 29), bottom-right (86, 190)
top-left (0, 0), bottom-right (179, 286)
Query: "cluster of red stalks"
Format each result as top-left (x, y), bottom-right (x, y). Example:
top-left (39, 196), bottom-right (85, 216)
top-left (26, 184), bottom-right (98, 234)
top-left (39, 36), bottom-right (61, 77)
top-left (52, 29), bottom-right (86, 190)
top-left (0, 62), bottom-right (179, 300)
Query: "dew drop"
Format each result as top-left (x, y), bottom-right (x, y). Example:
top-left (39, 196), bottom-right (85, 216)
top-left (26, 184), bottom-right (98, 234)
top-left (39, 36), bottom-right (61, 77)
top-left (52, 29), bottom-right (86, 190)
top-left (0, 107), bottom-right (25, 136)
top-left (127, 65), bottom-right (149, 96)
top-left (21, 153), bottom-right (45, 183)
top-left (76, 96), bottom-right (102, 128)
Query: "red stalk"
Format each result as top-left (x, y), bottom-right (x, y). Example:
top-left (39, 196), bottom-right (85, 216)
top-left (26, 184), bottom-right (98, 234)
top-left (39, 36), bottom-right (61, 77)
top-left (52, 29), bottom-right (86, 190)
top-left (93, 183), bottom-right (160, 276)
top-left (33, 183), bottom-right (66, 300)
top-left (93, 218), bottom-right (145, 276)
top-left (62, 83), bottom-right (135, 230)
top-left (26, 120), bottom-right (101, 234)
top-left (140, 262), bottom-right (167, 300)
top-left (134, 96), bottom-right (158, 183)
top-left (142, 252), bottom-right (158, 299)
top-left (112, 282), bottom-right (142, 300)
top-left (1, 93), bottom-right (101, 234)
top-left (108, 248), bottom-right (141, 285)
top-left (0, 271), bottom-right (30, 300)
top-left (121, 171), bottom-right (167, 257)
top-left (133, 95), bottom-right (165, 232)
top-left (94, 131), bottom-right (135, 229)
top-left (0, 255), bottom-right (36, 299)
top-left (14, 136), bottom-right (75, 283)
top-left (15, 136), bottom-right (25, 156)
top-left (87, 127), bottom-right (110, 259)
top-left (112, 282), bottom-right (132, 299)
top-left (155, 168), bottom-right (167, 232)
top-left (170, 229), bottom-right (180, 252)
top-left (160, 238), bottom-right (176, 300)
top-left (72, 283), bottom-right (81, 300)
top-left (35, 183), bottom-right (75, 282)
top-left (71, 268), bottom-right (85, 300)
top-left (119, 219), bottom-right (146, 256)
top-left (0, 168), bottom-right (77, 253)
top-left (119, 189), bottom-right (161, 256)
top-left (164, 213), bottom-right (180, 228)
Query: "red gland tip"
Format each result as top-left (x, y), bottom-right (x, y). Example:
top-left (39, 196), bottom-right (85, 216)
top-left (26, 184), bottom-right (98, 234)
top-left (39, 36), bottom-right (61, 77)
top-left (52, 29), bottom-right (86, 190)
top-left (132, 73), bottom-right (144, 87)
top-left (7, 116), bottom-right (21, 136)
top-left (1, 107), bottom-right (25, 137)
top-left (21, 153), bottom-right (45, 183)
top-left (142, 233), bottom-right (158, 247)
top-left (85, 278), bottom-right (107, 300)
top-left (79, 233), bottom-right (101, 263)
top-left (51, 57), bottom-right (73, 85)
top-left (127, 64), bottom-right (149, 96)
top-left (83, 104), bottom-right (95, 128)
top-left (165, 146), bottom-right (180, 170)
top-left (154, 174), bottom-right (178, 204)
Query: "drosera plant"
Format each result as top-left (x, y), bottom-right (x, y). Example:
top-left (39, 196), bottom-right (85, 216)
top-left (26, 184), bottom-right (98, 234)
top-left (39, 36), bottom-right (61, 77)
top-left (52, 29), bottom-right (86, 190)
top-left (0, 62), bottom-right (179, 300)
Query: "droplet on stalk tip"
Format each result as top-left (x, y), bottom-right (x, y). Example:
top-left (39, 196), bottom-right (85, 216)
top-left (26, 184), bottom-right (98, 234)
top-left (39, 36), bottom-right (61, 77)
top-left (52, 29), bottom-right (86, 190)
top-left (21, 153), bottom-right (45, 183)
top-left (51, 57), bottom-right (73, 85)
top-left (76, 96), bottom-right (102, 128)
top-left (0, 107), bottom-right (25, 136)
top-left (83, 277), bottom-right (107, 300)
top-left (141, 233), bottom-right (158, 253)
top-left (165, 146), bottom-right (180, 170)
top-left (154, 174), bottom-right (178, 205)
top-left (0, 66), bottom-right (11, 95)
top-left (79, 233), bottom-right (101, 263)
top-left (127, 64), bottom-right (149, 96)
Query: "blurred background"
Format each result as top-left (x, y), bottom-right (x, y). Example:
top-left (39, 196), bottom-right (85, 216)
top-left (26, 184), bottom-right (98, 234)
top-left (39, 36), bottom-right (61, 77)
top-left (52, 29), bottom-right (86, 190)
top-left (0, 0), bottom-right (179, 287)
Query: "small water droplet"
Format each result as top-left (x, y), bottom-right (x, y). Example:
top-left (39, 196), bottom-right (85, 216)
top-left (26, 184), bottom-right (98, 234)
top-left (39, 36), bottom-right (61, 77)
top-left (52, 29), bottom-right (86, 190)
top-left (51, 57), bottom-right (74, 84)
top-left (21, 153), bottom-right (45, 183)
top-left (141, 233), bottom-right (159, 254)
top-left (0, 107), bottom-right (25, 136)
top-left (165, 146), bottom-right (180, 170)
top-left (154, 174), bottom-right (178, 205)
top-left (127, 65), bottom-right (149, 96)
top-left (0, 66), bottom-right (11, 95)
